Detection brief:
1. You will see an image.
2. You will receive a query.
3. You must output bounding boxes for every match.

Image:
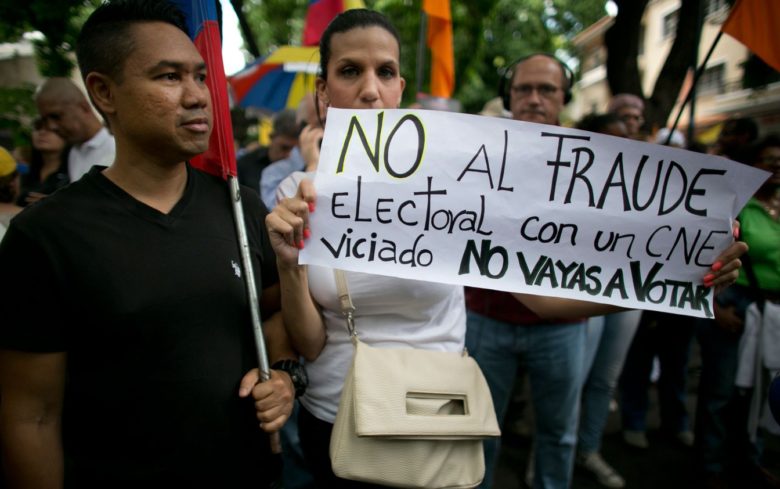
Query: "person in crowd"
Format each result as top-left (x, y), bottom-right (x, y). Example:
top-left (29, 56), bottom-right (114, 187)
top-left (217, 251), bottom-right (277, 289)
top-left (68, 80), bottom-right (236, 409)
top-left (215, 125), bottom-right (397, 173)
top-left (237, 108), bottom-right (298, 193)
top-left (607, 93), bottom-right (645, 140)
top-left (712, 116), bottom-right (759, 162)
top-left (695, 134), bottom-right (780, 489)
top-left (571, 112), bottom-right (638, 488)
top-left (576, 112), bottom-right (628, 138)
top-left (466, 57), bottom-right (624, 489)
top-left (0, 146), bottom-right (23, 239)
top-left (261, 93), bottom-right (324, 210)
top-left (619, 310), bottom-right (697, 452)
top-left (0, 1), bottom-right (297, 486)
top-left (266, 18), bottom-right (747, 487)
top-left (35, 77), bottom-right (115, 182)
top-left (468, 63), bottom-right (746, 489)
top-left (618, 125), bottom-right (698, 453)
top-left (16, 117), bottom-right (70, 206)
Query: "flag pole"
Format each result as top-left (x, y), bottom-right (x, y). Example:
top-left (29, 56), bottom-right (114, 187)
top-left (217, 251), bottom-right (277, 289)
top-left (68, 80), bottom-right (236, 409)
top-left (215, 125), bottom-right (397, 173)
top-left (666, 30), bottom-right (724, 145)
top-left (228, 177), bottom-right (281, 454)
top-left (178, 0), bottom-right (281, 454)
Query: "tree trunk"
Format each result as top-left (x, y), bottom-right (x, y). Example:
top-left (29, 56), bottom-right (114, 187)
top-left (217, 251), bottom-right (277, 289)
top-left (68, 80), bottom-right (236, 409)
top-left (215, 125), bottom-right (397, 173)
top-left (230, 0), bottom-right (260, 58)
top-left (646, 0), bottom-right (702, 131)
top-left (605, 0), bottom-right (704, 132)
top-left (604, 0), bottom-right (647, 97)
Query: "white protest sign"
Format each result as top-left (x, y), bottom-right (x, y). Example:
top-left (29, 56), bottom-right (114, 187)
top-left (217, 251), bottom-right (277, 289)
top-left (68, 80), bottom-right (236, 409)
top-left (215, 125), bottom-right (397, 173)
top-left (299, 108), bottom-right (769, 318)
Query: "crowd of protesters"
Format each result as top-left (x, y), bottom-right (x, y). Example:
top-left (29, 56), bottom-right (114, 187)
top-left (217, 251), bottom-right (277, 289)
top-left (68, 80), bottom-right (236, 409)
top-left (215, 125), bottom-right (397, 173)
top-left (0, 2), bottom-right (778, 489)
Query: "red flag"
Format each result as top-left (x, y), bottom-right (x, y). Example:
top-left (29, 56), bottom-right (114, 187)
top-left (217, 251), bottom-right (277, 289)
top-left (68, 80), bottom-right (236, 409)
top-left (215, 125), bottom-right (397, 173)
top-left (423, 0), bottom-right (455, 98)
top-left (302, 0), bottom-right (365, 47)
top-left (722, 0), bottom-right (780, 73)
top-left (172, 0), bottom-right (236, 179)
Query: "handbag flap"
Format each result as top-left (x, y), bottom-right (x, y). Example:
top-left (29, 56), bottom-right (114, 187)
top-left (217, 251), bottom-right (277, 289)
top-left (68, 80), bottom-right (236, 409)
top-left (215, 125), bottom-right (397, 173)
top-left (351, 339), bottom-right (501, 438)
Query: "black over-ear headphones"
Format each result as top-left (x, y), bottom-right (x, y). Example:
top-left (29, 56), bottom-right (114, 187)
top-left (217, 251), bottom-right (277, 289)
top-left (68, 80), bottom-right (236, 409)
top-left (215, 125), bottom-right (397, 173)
top-left (498, 53), bottom-right (575, 110)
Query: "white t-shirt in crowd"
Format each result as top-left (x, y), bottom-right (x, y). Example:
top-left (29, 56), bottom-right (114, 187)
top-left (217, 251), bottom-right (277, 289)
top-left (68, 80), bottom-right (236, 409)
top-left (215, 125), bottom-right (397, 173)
top-left (276, 172), bottom-right (467, 424)
top-left (68, 127), bottom-right (115, 182)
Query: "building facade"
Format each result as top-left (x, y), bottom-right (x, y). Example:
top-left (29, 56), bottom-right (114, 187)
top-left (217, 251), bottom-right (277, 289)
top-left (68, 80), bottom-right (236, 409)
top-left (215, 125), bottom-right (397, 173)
top-left (570, 0), bottom-right (780, 141)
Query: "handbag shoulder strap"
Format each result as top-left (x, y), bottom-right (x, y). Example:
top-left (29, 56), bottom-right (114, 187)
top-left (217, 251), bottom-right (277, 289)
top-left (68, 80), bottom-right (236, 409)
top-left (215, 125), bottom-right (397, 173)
top-left (334, 269), bottom-right (358, 338)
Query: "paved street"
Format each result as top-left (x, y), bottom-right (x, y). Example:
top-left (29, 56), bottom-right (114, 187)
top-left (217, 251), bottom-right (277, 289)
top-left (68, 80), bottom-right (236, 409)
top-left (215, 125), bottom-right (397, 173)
top-left (494, 344), bottom-right (780, 488)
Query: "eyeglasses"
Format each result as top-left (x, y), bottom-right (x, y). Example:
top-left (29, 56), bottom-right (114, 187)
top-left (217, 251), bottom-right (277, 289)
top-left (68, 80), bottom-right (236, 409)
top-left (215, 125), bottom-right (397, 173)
top-left (510, 83), bottom-right (560, 99)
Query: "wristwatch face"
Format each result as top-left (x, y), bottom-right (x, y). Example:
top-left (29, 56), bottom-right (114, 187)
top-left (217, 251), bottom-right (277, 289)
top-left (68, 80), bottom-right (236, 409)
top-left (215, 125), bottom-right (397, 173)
top-left (274, 360), bottom-right (308, 397)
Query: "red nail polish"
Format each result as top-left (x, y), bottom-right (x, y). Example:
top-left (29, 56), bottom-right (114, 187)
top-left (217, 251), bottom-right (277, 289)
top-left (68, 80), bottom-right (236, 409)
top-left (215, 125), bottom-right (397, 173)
top-left (733, 227), bottom-right (740, 239)
top-left (703, 273), bottom-right (715, 282)
top-left (308, 202), bottom-right (316, 213)
top-left (303, 228), bottom-right (311, 239)
top-left (298, 240), bottom-right (305, 250)
top-left (711, 261), bottom-right (722, 272)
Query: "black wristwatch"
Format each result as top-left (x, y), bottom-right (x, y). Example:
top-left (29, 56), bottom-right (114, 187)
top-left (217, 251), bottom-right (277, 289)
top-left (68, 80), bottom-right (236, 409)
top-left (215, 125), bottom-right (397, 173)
top-left (271, 359), bottom-right (309, 398)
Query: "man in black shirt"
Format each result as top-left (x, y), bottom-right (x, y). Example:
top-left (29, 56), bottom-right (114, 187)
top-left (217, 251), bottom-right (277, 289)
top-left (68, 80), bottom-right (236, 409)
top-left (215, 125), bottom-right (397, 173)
top-left (0, 1), bottom-right (297, 487)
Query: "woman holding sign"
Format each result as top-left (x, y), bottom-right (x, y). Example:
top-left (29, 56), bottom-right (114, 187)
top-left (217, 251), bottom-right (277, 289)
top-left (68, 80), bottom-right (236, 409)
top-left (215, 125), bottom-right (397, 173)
top-left (264, 9), bottom-right (748, 488)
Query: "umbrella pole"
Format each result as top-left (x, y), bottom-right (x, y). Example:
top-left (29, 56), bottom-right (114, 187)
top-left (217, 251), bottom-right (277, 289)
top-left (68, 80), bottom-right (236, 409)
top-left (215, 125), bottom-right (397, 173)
top-left (229, 175), bottom-right (282, 454)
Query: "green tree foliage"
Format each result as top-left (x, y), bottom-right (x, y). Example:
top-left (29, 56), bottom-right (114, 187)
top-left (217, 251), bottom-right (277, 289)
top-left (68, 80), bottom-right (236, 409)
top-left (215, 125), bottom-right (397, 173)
top-left (1, 0), bottom-right (606, 114)
top-left (0, 0), bottom-right (101, 76)
top-left (0, 85), bottom-right (37, 147)
top-left (239, 0), bottom-right (308, 55)
top-left (234, 0), bottom-right (606, 113)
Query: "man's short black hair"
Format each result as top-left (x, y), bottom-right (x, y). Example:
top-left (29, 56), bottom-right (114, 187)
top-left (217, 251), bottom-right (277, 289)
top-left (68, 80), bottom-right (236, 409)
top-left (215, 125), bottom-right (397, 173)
top-left (76, 0), bottom-right (188, 83)
top-left (271, 110), bottom-right (299, 139)
top-left (576, 112), bottom-right (622, 134)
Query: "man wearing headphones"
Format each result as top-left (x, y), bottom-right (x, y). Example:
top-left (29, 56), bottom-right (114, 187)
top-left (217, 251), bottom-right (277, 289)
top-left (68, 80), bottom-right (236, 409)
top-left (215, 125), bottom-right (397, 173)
top-left (465, 53), bottom-right (584, 489)
top-left (499, 53), bottom-right (573, 124)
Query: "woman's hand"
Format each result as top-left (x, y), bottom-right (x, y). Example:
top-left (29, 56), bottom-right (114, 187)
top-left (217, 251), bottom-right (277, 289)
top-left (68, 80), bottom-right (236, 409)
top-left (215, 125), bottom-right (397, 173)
top-left (265, 179), bottom-right (317, 269)
top-left (703, 222), bottom-right (747, 295)
top-left (300, 124), bottom-right (324, 172)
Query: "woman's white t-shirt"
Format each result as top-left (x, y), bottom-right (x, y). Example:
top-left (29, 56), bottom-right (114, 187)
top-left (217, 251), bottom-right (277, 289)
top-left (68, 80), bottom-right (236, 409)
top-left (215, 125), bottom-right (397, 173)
top-left (277, 172), bottom-right (467, 423)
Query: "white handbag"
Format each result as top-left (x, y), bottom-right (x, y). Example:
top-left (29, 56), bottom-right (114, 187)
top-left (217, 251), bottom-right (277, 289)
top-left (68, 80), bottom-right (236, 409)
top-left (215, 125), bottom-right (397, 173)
top-left (329, 270), bottom-right (500, 488)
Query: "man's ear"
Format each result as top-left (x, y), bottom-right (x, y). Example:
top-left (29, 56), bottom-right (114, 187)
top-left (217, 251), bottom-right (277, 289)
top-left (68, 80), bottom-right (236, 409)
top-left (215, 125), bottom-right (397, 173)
top-left (85, 72), bottom-right (116, 116)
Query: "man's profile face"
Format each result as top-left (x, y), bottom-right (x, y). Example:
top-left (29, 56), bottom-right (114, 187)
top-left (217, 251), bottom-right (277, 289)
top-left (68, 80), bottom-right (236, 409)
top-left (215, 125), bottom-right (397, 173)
top-left (37, 97), bottom-right (87, 145)
top-left (268, 134), bottom-right (298, 162)
top-left (108, 21), bottom-right (211, 163)
top-left (509, 55), bottom-right (566, 125)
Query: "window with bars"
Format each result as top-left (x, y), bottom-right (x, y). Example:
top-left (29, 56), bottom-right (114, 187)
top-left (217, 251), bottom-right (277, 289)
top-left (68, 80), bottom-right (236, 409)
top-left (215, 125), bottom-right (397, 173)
top-left (698, 63), bottom-right (726, 95)
top-left (662, 9), bottom-right (679, 39)
top-left (705, 0), bottom-right (728, 16)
